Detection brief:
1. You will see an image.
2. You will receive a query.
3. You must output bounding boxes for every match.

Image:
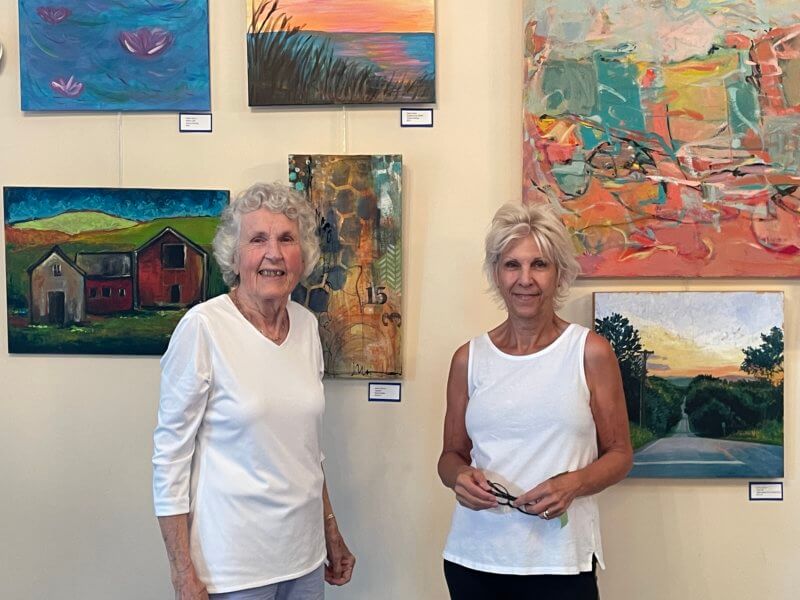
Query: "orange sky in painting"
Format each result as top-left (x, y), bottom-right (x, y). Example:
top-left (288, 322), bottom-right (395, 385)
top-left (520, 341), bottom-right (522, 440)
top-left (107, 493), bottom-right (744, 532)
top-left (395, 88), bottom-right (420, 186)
top-left (267, 0), bottom-right (435, 33)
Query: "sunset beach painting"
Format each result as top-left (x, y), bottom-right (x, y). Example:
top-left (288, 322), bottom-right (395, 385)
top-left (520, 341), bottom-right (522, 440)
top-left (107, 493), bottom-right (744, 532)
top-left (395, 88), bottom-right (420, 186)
top-left (524, 1), bottom-right (800, 276)
top-left (247, 0), bottom-right (435, 105)
top-left (594, 291), bottom-right (783, 478)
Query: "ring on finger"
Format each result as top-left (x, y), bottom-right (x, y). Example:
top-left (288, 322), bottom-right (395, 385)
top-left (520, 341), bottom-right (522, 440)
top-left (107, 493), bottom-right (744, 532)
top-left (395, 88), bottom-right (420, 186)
top-left (543, 509), bottom-right (550, 519)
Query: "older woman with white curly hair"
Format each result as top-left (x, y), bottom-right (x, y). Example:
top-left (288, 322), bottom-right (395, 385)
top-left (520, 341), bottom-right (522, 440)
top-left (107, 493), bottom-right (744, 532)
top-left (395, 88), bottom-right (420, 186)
top-left (153, 183), bottom-right (354, 600)
top-left (438, 203), bottom-right (632, 599)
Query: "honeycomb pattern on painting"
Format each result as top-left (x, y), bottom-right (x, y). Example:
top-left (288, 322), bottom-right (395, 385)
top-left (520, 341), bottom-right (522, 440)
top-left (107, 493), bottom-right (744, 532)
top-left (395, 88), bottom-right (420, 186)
top-left (289, 154), bottom-right (402, 378)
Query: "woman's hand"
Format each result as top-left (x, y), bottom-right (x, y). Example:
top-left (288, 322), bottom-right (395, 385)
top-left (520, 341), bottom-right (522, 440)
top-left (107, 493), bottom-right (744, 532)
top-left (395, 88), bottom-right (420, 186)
top-left (158, 515), bottom-right (208, 599)
top-left (171, 567), bottom-right (208, 600)
top-left (453, 466), bottom-right (499, 511)
top-left (324, 518), bottom-right (355, 585)
top-left (513, 471), bottom-right (581, 520)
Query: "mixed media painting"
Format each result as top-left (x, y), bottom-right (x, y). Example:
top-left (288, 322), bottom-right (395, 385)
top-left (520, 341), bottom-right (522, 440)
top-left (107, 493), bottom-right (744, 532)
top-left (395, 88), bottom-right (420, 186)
top-left (289, 154), bottom-right (402, 378)
top-left (4, 187), bottom-right (229, 354)
top-left (248, 0), bottom-right (435, 105)
top-left (524, 1), bottom-right (800, 276)
top-left (594, 291), bottom-right (784, 478)
top-left (19, 0), bottom-right (211, 111)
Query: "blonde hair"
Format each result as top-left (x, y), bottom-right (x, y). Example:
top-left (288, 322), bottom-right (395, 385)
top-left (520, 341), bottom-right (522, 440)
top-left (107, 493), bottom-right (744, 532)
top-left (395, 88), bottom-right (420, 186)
top-left (483, 203), bottom-right (580, 307)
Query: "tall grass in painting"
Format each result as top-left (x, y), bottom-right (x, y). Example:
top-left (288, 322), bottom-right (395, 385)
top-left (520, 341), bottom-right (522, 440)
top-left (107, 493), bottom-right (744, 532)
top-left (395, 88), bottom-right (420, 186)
top-left (247, 0), bottom-right (435, 105)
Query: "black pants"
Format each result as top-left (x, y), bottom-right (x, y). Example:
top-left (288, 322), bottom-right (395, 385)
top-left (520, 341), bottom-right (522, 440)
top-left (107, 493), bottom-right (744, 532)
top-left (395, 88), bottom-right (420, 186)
top-left (444, 559), bottom-right (599, 600)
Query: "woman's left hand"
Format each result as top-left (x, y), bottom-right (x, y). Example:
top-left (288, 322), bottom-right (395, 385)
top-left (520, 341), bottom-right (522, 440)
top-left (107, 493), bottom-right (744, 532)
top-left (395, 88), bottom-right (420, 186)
top-left (324, 518), bottom-right (355, 585)
top-left (513, 471), bottom-right (582, 520)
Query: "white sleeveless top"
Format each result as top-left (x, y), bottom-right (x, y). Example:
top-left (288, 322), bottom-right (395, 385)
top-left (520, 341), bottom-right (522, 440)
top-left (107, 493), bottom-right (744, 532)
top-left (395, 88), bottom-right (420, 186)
top-left (443, 324), bottom-right (605, 575)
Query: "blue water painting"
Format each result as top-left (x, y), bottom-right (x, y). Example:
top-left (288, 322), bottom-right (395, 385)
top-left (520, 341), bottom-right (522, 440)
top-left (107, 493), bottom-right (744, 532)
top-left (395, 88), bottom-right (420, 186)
top-left (19, 0), bottom-right (211, 111)
top-left (320, 33), bottom-right (435, 79)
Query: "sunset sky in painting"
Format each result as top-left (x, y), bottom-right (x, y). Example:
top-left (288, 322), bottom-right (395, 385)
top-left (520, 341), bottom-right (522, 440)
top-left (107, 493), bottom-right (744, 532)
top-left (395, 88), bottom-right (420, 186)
top-left (595, 293), bottom-right (783, 380)
top-left (257, 0), bottom-right (435, 33)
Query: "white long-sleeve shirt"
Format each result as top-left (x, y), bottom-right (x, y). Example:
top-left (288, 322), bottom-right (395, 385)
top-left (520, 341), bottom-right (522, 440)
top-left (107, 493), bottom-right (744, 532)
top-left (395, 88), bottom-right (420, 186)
top-left (153, 295), bottom-right (326, 593)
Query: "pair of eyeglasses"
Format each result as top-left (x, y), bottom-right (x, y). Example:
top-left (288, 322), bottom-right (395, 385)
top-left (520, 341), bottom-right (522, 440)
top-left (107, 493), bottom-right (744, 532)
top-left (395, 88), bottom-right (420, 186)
top-left (487, 480), bottom-right (570, 527)
top-left (487, 480), bottom-right (536, 516)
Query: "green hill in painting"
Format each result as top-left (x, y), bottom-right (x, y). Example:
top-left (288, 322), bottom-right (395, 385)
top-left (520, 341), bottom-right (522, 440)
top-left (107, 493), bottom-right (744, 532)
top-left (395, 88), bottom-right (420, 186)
top-left (5, 216), bottom-right (225, 311)
top-left (13, 211), bottom-right (139, 235)
top-left (72, 216), bottom-right (218, 247)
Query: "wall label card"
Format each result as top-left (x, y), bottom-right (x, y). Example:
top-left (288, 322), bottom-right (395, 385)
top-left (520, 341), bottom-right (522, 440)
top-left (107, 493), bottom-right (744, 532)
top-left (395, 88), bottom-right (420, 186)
top-left (749, 482), bottom-right (783, 501)
top-left (368, 382), bottom-right (401, 402)
top-left (401, 108), bottom-right (434, 127)
top-left (179, 113), bottom-right (212, 133)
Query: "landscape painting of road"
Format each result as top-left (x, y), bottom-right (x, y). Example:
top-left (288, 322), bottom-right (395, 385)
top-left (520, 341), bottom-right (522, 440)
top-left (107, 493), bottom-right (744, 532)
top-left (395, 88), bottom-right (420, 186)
top-left (594, 291), bottom-right (783, 478)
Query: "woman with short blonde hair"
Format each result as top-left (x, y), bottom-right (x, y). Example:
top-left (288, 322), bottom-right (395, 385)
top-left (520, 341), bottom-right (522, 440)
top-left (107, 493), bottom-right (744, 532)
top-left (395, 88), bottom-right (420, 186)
top-left (438, 202), bottom-right (632, 599)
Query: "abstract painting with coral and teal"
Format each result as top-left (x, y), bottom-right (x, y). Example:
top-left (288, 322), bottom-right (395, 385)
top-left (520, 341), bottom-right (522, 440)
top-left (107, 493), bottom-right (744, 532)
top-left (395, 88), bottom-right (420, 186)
top-left (524, 1), bottom-right (800, 277)
top-left (19, 0), bottom-right (210, 111)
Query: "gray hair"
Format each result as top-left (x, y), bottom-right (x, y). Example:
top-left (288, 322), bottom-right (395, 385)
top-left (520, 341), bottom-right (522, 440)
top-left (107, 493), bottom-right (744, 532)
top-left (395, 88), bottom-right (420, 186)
top-left (483, 203), bottom-right (581, 308)
top-left (213, 183), bottom-right (320, 287)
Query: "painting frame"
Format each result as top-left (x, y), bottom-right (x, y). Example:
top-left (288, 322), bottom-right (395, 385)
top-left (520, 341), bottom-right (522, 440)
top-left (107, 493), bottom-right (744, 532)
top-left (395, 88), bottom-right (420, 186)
top-left (289, 154), bottom-right (403, 379)
top-left (523, 1), bottom-right (800, 277)
top-left (593, 290), bottom-right (784, 479)
top-left (248, 0), bottom-right (436, 106)
top-left (18, 0), bottom-right (211, 112)
top-left (4, 186), bottom-right (229, 355)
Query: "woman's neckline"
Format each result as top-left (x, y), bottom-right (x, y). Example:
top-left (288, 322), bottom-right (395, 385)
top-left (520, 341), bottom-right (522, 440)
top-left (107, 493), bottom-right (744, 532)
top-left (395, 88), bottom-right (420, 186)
top-left (485, 323), bottom-right (575, 360)
top-left (224, 293), bottom-right (292, 348)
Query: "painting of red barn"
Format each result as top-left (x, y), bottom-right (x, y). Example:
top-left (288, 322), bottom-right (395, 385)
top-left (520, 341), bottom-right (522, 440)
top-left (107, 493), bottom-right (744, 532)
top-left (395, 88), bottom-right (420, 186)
top-left (136, 228), bottom-right (208, 309)
top-left (4, 187), bottom-right (229, 355)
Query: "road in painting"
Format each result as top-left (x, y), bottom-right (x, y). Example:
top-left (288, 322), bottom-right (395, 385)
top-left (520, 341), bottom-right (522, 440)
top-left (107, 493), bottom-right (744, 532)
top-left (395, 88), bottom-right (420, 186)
top-left (524, 1), bottom-right (800, 276)
top-left (19, 0), bottom-right (211, 111)
top-left (4, 187), bottom-right (228, 354)
top-left (289, 155), bottom-right (402, 378)
top-left (248, 0), bottom-right (435, 105)
top-left (594, 292), bottom-right (783, 478)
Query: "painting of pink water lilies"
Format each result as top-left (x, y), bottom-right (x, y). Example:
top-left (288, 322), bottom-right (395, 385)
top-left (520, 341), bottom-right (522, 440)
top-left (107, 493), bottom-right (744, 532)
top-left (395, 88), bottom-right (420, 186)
top-left (248, 0), bottom-right (435, 105)
top-left (524, 1), bottom-right (800, 277)
top-left (594, 291), bottom-right (784, 478)
top-left (289, 155), bottom-right (402, 378)
top-left (19, 1), bottom-right (211, 111)
top-left (4, 187), bottom-right (228, 355)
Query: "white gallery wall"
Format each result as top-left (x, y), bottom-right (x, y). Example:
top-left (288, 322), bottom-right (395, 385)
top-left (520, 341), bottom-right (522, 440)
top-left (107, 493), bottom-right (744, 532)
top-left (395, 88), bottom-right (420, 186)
top-left (0, 1), bottom-right (798, 598)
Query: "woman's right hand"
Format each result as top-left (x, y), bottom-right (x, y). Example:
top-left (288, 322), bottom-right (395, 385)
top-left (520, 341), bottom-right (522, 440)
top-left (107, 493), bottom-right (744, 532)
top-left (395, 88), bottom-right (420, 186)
top-left (172, 568), bottom-right (208, 600)
top-left (453, 466), bottom-right (498, 511)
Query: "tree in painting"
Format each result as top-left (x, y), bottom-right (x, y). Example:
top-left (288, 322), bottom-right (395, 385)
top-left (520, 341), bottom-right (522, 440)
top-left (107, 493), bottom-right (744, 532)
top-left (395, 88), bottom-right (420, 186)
top-left (741, 327), bottom-right (784, 385)
top-left (594, 312), bottom-right (643, 423)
